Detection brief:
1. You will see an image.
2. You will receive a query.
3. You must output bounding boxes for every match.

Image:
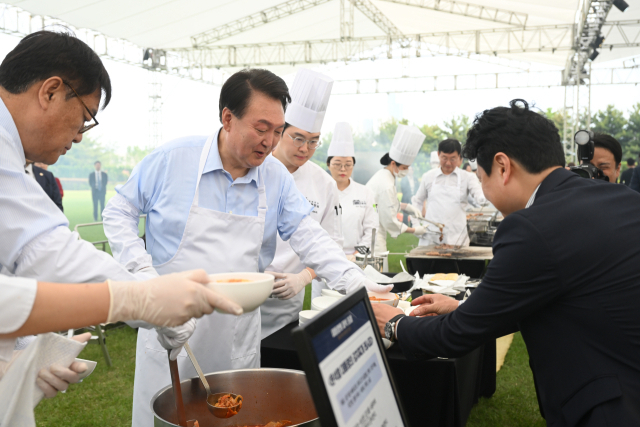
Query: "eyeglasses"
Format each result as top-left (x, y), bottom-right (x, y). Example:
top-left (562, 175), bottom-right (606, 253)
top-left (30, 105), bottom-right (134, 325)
top-left (330, 162), bottom-right (354, 170)
top-left (286, 133), bottom-right (321, 149)
top-left (63, 81), bottom-right (99, 134)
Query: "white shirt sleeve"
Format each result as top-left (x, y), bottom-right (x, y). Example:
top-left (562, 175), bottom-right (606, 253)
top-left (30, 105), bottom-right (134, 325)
top-left (358, 188), bottom-right (379, 248)
top-left (378, 186), bottom-right (407, 238)
top-left (0, 275), bottom-right (36, 335)
top-left (289, 216), bottom-right (366, 293)
top-left (13, 226), bottom-right (136, 283)
top-left (467, 173), bottom-right (487, 205)
top-left (103, 194), bottom-right (154, 274)
top-left (411, 174), bottom-right (429, 212)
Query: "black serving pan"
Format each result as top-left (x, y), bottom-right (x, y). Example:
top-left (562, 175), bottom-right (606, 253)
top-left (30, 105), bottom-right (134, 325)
top-left (379, 272), bottom-right (414, 293)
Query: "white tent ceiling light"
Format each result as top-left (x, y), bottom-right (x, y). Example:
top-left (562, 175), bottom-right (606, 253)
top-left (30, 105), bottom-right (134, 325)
top-left (2, 0), bottom-right (640, 79)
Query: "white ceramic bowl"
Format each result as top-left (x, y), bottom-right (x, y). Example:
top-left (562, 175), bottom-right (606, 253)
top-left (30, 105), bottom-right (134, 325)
top-left (311, 296), bottom-right (341, 312)
top-left (367, 292), bottom-right (400, 307)
top-left (208, 272), bottom-right (274, 313)
top-left (299, 310), bottom-right (320, 325)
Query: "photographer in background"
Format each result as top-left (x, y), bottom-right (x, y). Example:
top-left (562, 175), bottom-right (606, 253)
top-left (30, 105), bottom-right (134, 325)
top-left (373, 99), bottom-right (640, 427)
top-left (590, 133), bottom-right (622, 183)
top-left (620, 158), bottom-right (635, 186)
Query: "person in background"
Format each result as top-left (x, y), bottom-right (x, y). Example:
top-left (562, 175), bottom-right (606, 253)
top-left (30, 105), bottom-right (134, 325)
top-left (326, 122), bottom-right (378, 263)
top-left (619, 158), bottom-right (635, 186)
top-left (261, 68), bottom-right (345, 337)
top-left (34, 162), bottom-right (64, 199)
top-left (411, 139), bottom-right (486, 247)
top-left (590, 133), bottom-right (621, 183)
top-left (630, 154), bottom-right (640, 192)
top-left (366, 125), bottom-right (427, 271)
top-left (462, 162), bottom-right (472, 172)
top-left (25, 160), bottom-right (63, 211)
top-left (88, 160), bottom-right (107, 221)
top-left (400, 166), bottom-right (417, 225)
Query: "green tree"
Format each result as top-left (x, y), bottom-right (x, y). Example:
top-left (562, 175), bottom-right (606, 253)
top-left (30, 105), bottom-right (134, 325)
top-left (623, 103), bottom-right (640, 161)
top-left (439, 115), bottom-right (471, 143)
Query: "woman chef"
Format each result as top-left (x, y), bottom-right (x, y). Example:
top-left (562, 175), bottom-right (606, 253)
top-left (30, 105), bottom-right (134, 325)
top-left (261, 69), bottom-right (345, 338)
top-left (326, 122), bottom-right (378, 262)
top-left (366, 125), bottom-right (427, 271)
top-left (102, 68), bottom-right (391, 426)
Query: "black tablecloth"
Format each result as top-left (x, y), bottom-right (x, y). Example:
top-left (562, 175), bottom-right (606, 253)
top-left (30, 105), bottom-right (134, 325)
top-left (261, 322), bottom-right (495, 427)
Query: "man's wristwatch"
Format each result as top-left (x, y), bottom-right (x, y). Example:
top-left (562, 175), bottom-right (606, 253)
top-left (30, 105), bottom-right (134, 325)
top-left (384, 314), bottom-right (406, 342)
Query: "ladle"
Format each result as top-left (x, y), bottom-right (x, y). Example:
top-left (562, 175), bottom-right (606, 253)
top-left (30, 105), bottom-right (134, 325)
top-left (184, 342), bottom-right (243, 418)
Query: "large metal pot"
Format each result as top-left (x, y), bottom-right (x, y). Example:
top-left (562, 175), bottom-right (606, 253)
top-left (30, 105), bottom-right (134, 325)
top-left (152, 368), bottom-right (320, 427)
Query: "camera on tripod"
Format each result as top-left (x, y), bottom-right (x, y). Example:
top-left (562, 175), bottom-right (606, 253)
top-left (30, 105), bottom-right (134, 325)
top-left (569, 130), bottom-right (609, 181)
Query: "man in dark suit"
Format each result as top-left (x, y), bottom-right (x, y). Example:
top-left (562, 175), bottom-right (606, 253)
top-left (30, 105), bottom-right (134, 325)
top-left (374, 99), bottom-right (640, 426)
top-left (620, 158), bottom-right (635, 186)
top-left (25, 160), bottom-right (63, 211)
top-left (88, 160), bottom-right (108, 221)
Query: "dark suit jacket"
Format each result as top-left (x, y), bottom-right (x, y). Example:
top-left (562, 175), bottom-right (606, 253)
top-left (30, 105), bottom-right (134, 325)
top-left (33, 165), bottom-right (63, 212)
top-left (88, 170), bottom-right (108, 194)
top-left (620, 167), bottom-right (634, 186)
top-left (397, 168), bottom-right (640, 427)
top-left (629, 166), bottom-right (640, 192)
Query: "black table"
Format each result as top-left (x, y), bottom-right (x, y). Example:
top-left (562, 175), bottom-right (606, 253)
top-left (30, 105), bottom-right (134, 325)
top-left (261, 322), bottom-right (496, 427)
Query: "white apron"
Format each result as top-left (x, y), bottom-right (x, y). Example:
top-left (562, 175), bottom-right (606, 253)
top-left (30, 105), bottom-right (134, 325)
top-left (419, 171), bottom-right (469, 247)
top-left (131, 133), bottom-right (267, 427)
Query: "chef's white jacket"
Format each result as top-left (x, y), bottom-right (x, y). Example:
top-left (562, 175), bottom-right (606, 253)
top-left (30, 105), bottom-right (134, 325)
top-left (411, 167), bottom-right (486, 212)
top-left (266, 159), bottom-right (344, 275)
top-left (366, 168), bottom-right (407, 240)
top-left (339, 178), bottom-right (378, 254)
top-left (0, 275), bottom-right (37, 361)
top-left (0, 97), bottom-right (135, 283)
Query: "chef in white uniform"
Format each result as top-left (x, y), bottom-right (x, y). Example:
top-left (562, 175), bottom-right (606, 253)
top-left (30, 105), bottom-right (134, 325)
top-left (102, 68), bottom-right (391, 426)
top-left (261, 69), bottom-right (345, 337)
top-left (326, 122), bottom-right (378, 261)
top-left (411, 139), bottom-right (486, 246)
top-left (366, 125), bottom-right (428, 270)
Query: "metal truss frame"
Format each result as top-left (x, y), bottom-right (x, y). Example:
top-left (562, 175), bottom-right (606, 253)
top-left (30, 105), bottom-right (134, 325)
top-left (330, 66), bottom-right (640, 95)
top-left (379, 0), bottom-right (528, 27)
top-left (352, 0), bottom-right (403, 36)
top-left (174, 20), bottom-right (639, 68)
top-left (341, 0), bottom-right (355, 39)
top-left (190, 0), bottom-right (333, 47)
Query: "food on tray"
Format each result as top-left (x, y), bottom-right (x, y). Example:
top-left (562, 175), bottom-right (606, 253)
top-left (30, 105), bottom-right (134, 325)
top-left (431, 273), bottom-right (459, 281)
top-left (225, 279), bottom-right (252, 283)
top-left (214, 394), bottom-right (243, 417)
top-left (466, 213), bottom-right (483, 219)
top-left (193, 422), bottom-right (200, 427)
top-left (369, 296), bottom-right (391, 301)
top-left (425, 251), bottom-right (452, 257)
top-left (434, 244), bottom-right (456, 250)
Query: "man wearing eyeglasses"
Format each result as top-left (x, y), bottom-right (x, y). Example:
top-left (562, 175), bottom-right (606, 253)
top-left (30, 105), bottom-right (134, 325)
top-left (102, 68), bottom-right (391, 426)
top-left (0, 31), bottom-right (146, 399)
top-left (261, 69), bottom-right (345, 339)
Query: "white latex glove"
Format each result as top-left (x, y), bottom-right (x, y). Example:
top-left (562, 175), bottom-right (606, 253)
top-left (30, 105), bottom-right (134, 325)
top-left (266, 270), bottom-right (312, 300)
top-left (404, 204), bottom-right (423, 219)
top-left (412, 225), bottom-right (427, 236)
top-left (133, 265), bottom-right (160, 281)
top-left (107, 269), bottom-right (243, 328)
top-left (36, 333), bottom-right (91, 398)
top-left (362, 278), bottom-right (394, 293)
top-left (346, 254), bottom-right (357, 262)
top-left (156, 319), bottom-right (196, 361)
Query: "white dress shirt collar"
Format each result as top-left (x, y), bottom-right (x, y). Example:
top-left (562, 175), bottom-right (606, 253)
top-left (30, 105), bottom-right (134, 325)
top-left (526, 184), bottom-right (541, 209)
top-left (435, 167), bottom-right (459, 179)
top-left (204, 127), bottom-right (259, 186)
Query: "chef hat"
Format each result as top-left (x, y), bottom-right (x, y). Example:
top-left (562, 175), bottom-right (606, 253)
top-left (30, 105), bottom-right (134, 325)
top-left (285, 68), bottom-right (334, 133)
top-left (430, 151), bottom-right (440, 166)
top-left (388, 125), bottom-right (425, 165)
top-left (327, 122), bottom-right (355, 157)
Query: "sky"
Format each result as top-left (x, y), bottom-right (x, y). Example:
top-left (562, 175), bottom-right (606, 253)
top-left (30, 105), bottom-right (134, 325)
top-left (0, 31), bottom-right (638, 154)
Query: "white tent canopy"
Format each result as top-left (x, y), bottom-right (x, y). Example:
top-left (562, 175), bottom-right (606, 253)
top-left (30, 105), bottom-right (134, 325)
top-left (5, 0), bottom-right (640, 72)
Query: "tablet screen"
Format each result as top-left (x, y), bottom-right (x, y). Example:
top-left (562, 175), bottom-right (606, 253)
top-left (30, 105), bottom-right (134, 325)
top-left (310, 300), bottom-right (405, 427)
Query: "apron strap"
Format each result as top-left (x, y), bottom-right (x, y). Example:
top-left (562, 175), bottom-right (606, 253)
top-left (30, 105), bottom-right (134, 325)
top-left (193, 132), bottom-right (217, 208)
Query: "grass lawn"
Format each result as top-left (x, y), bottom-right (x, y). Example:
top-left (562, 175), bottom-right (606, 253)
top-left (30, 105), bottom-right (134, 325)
top-left (34, 197), bottom-right (545, 427)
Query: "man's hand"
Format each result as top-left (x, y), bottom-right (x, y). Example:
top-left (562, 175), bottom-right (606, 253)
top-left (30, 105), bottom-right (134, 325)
top-left (410, 294), bottom-right (459, 317)
top-left (37, 333), bottom-right (91, 398)
top-left (371, 304), bottom-right (403, 336)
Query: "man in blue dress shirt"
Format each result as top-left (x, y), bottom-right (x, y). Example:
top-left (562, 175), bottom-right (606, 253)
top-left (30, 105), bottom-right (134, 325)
top-left (102, 68), bottom-right (391, 426)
